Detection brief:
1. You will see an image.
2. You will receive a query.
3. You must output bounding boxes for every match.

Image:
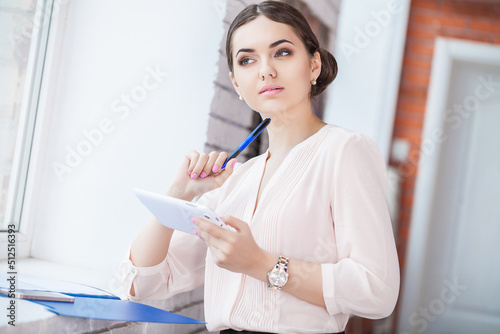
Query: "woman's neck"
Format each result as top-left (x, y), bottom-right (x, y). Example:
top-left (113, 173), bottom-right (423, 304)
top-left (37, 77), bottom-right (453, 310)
top-left (263, 109), bottom-right (326, 159)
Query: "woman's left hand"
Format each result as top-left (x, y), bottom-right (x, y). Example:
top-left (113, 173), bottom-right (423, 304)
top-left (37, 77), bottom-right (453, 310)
top-left (192, 215), bottom-right (268, 276)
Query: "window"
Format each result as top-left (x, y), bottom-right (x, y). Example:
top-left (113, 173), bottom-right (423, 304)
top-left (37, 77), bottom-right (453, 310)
top-left (0, 0), bottom-right (53, 231)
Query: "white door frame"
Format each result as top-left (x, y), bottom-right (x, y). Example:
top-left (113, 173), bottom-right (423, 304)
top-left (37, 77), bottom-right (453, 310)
top-left (398, 37), bottom-right (500, 332)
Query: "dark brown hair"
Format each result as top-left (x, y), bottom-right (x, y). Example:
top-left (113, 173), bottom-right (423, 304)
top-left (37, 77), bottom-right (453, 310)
top-left (225, 0), bottom-right (338, 97)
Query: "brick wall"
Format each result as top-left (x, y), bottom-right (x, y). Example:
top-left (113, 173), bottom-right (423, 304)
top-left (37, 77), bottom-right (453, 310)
top-left (390, 0), bottom-right (500, 332)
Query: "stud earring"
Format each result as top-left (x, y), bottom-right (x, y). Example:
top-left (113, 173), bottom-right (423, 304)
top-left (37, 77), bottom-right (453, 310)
top-left (311, 79), bottom-right (317, 86)
top-left (239, 95), bottom-right (244, 101)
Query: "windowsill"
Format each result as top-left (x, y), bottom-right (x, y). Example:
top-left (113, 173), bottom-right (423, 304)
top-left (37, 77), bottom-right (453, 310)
top-left (0, 257), bottom-right (207, 333)
top-left (1, 257), bottom-right (119, 293)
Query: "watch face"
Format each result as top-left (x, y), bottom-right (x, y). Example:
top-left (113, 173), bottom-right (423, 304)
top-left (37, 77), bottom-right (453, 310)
top-left (269, 269), bottom-right (288, 286)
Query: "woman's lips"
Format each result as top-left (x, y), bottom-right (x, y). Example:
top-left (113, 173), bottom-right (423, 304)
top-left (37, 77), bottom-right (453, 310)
top-left (260, 88), bottom-right (284, 96)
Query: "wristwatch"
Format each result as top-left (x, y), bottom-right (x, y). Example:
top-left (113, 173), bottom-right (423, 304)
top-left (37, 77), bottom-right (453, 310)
top-left (267, 255), bottom-right (289, 289)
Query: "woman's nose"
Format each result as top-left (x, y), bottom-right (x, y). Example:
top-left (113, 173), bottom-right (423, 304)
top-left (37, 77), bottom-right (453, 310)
top-left (258, 61), bottom-right (277, 80)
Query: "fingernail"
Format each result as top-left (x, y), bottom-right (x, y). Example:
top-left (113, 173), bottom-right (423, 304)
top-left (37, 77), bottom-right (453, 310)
top-left (200, 171), bottom-right (207, 178)
top-left (232, 159), bottom-right (237, 167)
top-left (190, 217), bottom-right (196, 223)
top-left (188, 170), bottom-right (192, 176)
top-left (192, 228), bottom-right (198, 235)
top-left (212, 165), bottom-right (219, 173)
top-left (191, 173), bottom-right (198, 180)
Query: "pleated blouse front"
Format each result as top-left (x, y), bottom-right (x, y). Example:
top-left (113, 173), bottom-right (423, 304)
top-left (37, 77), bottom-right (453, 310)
top-left (118, 124), bottom-right (400, 333)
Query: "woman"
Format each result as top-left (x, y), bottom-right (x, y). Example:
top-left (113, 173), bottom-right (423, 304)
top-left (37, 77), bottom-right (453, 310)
top-left (119, 1), bottom-right (400, 333)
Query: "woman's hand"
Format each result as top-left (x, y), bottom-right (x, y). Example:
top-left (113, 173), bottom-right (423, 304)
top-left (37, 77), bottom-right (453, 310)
top-left (193, 215), bottom-right (327, 309)
top-left (167, 150), bottom-right (237, 201)
top-left (192, 215), bottom-right (272, 278)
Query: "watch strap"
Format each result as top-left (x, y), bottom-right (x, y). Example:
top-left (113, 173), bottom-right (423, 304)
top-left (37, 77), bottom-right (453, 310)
top-left (267, 255), bottom-right (289, 289)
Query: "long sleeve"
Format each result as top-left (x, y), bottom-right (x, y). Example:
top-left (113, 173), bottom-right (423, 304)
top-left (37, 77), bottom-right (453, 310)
top-left (118, 186), bottom-right (223, 300)
top-left (321, 133), bottom-right (400, 318)
top-left (118, 231), bottom-right (207, 300)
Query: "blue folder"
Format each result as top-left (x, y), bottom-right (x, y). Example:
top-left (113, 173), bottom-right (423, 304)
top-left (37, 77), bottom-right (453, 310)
top-left (31, 296), bottom-right (205, 324)
top-left (0, 274), bottom-right (205, 324)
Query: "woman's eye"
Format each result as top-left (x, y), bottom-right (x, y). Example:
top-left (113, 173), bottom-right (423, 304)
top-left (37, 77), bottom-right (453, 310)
top-left (238, 50), bottom-right (290, 66)
top-left (239, 58), bottom-right (255, 66)
top-left (276, 49), bottom-right (291, 57)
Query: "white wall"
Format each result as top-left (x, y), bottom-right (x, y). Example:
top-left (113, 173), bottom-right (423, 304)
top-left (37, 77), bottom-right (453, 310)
top-left (27, 0), bottom-right (225, 271)
top-left (323, 0), bottom-right (411, 161)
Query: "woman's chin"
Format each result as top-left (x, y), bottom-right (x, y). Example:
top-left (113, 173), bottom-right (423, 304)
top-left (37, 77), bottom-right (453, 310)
top-left (252, 103), bottom-right (289, 115)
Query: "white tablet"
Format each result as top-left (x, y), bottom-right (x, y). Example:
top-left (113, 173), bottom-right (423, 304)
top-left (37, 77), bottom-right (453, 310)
top-left (134, 188), bottom-right (230, 235)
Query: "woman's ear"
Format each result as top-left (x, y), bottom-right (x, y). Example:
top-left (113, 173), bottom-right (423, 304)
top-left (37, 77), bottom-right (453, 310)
top-left (229, 72), bottom-right (239, 88)
top-left (229, 71), bottom-right (241, 96)
top-left (311, 51), bottom-right (321, 80)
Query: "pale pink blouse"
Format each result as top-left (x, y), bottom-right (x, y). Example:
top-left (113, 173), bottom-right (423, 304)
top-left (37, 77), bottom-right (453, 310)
top-left (118, 124), bottom-right (400, 333)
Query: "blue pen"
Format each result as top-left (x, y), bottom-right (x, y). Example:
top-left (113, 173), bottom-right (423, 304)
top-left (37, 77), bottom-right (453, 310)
top-left (221, 118), bottom-right (271, 169)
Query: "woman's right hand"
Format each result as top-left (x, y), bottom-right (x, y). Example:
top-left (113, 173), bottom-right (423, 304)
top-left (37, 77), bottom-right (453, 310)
top-left (166, 150), bottom-right (237, 201)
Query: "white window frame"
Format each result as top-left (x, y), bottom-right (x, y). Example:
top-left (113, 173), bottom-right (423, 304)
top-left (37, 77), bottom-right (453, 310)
top-left (0, 0), bottom-right (55, 259)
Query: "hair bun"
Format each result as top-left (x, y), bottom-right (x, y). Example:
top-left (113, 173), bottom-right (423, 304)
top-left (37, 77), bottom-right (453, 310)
top-left (312, 48), bottom-right (338, 97)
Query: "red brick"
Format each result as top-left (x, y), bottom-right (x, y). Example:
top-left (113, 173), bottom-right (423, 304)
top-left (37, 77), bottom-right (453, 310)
top-left (443, 1), bottom-right (500, 19)
top-left (398, 217), bottom-right (410, 230)
top-left (399, 101), bottom-right (426, 114)
top-left (403, 57), bottom-right (432, 70)
top-left (412, 0), bottom-right (440, 10)
top-left (402, 196), bottom-right (414, 206)
top-left (398, 94), bottom-right (427, 106)
top-left (392, 126), bottom-right (423, 142)
top-left (397, 95), bottom-right (424, 110)
top-left (404, 48), bottom-right (434, 63)
top-left (402, 171), bottom-right (417, 184)
top-left (400, 80), bottom-right (429, 94)
top-left (407, 27), bottom-right (436, 39)
top-left (398, 85), bottom-right (428, 103)
top-left (395, 118), bottom-right (424, 129)
top-left (399, 86), bottom-right (428, 99)
top-left (400, 208), bottom-right (412, 222)
top-left (408, 17), bottom-right (441, 34)
top-left (408, 36), bottom-right (435, 47)
top-left (413, 12), bottom-right (442, 26)
top-left (469, 18), bottom-right (500, 33)
top-left (400, 198), bottom-right (413, 215)
top-left (440, 15), bottom-right (467, 29)
top-left (398, 225), bottom-right (409, 237)
top-left (399, 212), bottom-right (411, 224)
top-left (408, 43), bottom-right (434, 56)
top-left (403, 58), bottom-right (431, 76)
top-left (403, 70), bottom-right (430, 86)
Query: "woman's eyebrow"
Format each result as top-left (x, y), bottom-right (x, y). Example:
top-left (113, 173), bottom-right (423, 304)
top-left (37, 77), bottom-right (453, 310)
top-left (235, 39), bottom-right (294, 57)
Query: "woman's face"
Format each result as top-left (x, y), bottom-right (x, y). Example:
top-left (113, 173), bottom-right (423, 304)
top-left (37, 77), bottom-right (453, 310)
top-left (229, 16), bottom-right (321, 116)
